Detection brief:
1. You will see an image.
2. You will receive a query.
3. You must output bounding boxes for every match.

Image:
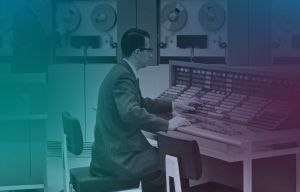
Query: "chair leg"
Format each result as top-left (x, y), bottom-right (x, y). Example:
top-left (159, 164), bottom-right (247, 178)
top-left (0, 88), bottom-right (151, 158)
top-left (166, 155), bottom-right (182, 192)
top-left (69, 183), bottom-right (73, 192)
top-left (62, 134), bottom-right (70, 192)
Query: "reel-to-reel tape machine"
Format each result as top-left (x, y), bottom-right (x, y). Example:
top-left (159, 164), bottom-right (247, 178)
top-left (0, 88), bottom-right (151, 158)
top-left (274, 1), bottom-right (300, 32)
top-left (55, 3), bottom-right (117, 49)
top-left (91, 4), bottom-right (117, 48)
top-left (56, 4), bottom-right (81, 32)
top-left (159, 2), bottom-right (227, 49)
top-left (272, 1), bottom-right (300, 49)
top-left (161, 3), bottom-right (187, 31)
top-left (198, 2), bottom-right (225, 31)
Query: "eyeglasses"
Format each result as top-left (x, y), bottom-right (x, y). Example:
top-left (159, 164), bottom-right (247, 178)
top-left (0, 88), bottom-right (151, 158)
top-left (138, 47), bottom-right (153, 53)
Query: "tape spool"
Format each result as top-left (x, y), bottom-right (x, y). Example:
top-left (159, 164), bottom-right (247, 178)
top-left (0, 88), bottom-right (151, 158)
top-left (274, 1), bottom-right (300, 31)
top-left (55, 4), bottom-right (81, 31)
top-left (198, 2), bottom-right (225, 31)
top-left (161, 3), bottom-right (187, 31)
top-left (0, 7), bottom-right (14, 32)
top-left (91, 4), bottom-right (116, 31)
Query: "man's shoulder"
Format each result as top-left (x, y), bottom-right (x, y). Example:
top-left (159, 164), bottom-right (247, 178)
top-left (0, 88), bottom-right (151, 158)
top-left (109, 63), bottom-right (134, 78)
top-left (102, 64), bottom-right (135, 87)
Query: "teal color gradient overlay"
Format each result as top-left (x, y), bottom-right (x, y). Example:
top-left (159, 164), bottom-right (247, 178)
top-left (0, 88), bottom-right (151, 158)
top-left (0, 0), bottom-right (299, 191)
top-left (1, 72), bottom-right (47, 186)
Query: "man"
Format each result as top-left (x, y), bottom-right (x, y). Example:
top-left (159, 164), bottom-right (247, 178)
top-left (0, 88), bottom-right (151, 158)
top-left (12, 0), bottom-right (68, 73)
top-left (90, 28), bottom-right (198, 191)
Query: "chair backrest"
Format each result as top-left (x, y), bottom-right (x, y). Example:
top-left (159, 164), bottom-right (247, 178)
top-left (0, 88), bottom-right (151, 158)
top-left (157, 131), bottom-right (202, 180)
top-left (62, 112), bottom-right (83, 156)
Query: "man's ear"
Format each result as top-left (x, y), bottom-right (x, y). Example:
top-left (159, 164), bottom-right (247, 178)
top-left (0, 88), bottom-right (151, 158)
top-left (134, 49), bottom-right (140, 58)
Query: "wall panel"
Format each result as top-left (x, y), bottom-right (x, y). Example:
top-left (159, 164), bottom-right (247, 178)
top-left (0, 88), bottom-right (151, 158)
top-left (46, 65), bottom-right (85, 141)
top-left (117, 0), bottom-right (136, 61)
top-left (227, 0), bottom-right (249, 66)
top-left (249, 0), bottom-right (272, 66)
top-left (137, 0), bottom-right (159, 66)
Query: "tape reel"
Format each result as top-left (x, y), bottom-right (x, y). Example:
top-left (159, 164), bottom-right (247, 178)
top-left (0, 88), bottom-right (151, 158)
top-left (274, 1), bottom-right (300, 31)
top-left (198, 2), bottom-right (225, 31)
top-left (91, 4), bottom-right (116, 31)
top-left (161, 3), bottom-right (187, 31)
top-left (55, 4), bottom-right (81, 31)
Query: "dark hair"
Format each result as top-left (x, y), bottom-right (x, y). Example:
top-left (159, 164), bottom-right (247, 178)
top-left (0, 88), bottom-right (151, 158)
top-left (121, 28), bottom-right (150, 58)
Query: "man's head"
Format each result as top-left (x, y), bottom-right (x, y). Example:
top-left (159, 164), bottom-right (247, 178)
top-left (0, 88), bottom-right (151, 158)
top-left (25, 0), bottom-right (46, 13)
top-left (121, 28), bottom-right (153, 69)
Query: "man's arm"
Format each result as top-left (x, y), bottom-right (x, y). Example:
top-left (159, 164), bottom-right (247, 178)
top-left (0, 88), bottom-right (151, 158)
top-left (140, 97), bottom-right (172, 114)
top-left (113, 73), bottom-right (169, 134)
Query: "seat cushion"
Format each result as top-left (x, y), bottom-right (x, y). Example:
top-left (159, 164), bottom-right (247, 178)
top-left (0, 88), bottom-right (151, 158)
top-left (182, 182), bottom-right (242, 192)
top-left (70, 166), bottom-right (140, 192)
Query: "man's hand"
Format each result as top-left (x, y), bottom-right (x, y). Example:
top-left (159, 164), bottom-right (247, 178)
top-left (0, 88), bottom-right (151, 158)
top-left (56, 24), bottom-right (69, 37)
top-left (174, 97), bottom-right (201, 112)
top-left (168, 116), bottom-right (191, 131)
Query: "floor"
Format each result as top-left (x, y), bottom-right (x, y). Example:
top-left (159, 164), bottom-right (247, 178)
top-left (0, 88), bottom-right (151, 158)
top-left (47, 157), bottom-right (142, 192)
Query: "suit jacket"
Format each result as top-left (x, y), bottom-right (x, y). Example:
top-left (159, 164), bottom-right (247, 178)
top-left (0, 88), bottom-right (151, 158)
top-left (90, 60), bottom-right (172, 181)
top-left (12, 5), bottom-right (61, 73)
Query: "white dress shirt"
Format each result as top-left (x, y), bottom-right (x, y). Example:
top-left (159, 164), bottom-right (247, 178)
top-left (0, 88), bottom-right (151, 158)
top-left (123, 58), bottom-right (138, 80)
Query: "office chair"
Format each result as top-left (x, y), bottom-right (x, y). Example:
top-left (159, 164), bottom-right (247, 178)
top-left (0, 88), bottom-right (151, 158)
top-left (61, 112), bottom-right (140, 192)
top-left (157, 131), bottom-right (242, 192)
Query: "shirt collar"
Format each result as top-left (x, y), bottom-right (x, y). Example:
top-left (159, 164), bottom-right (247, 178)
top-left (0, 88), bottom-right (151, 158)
top-left (25, 3), bottom-right (37, 16)
top-left (123, 58), bottom-right (138, 80)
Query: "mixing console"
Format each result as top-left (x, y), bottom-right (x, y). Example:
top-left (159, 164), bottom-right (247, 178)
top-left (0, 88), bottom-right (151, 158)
top-left (158, 66), bottom-right (299, 134)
